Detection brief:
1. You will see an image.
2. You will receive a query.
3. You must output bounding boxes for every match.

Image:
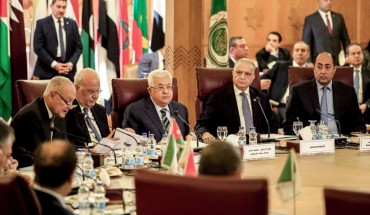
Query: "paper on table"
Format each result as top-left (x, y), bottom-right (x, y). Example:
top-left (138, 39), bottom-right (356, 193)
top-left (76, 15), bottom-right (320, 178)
top-left (226, 134), bottom-right (240, 146)
top-left (190, 141), bottom-right (208, 149)
top-left (94, 138), bottom-right (123, 154)
top-left (113, 128), bottom-right (143, 148)
top-left (299, 126), bottom-right (312, 141)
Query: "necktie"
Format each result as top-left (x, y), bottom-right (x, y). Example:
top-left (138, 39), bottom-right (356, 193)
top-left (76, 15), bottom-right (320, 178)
top-left (58, 20), bottom-right (66, 62)
top-left (326, 14), bottom-right (332, 35)
top-left (50, 116), bottom-right (55, 140)
top-left (320, 87), bottom-right (328, 123)
top-left (160, 108), bottom-right (170, 132)
top-left (354, 70), bottom-right (360, 99)
top-left (241, 92), bottom-right (253, 132)
top-left (84, 108), bottom-right (102, 141)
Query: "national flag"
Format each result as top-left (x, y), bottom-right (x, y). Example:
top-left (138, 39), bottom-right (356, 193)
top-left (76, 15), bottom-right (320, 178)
top-left (0, 0), bottom-right (12, 120)
top-left (82, 0), bottom-right (95, 68)
top-left (132, 0), bottom-right (148, 63)
top-left (206, 0), bottom-right (228, 68)
top-left (178, 139), bottom-right (197, 177)
top-left (276, 149), bottom-right (302, 202)
top-left (118, 0), bottom-right (129, 77)
top-left (10, 0), bottom-right (27, 115)
top-left (150, 0), bottom-right (165, 52)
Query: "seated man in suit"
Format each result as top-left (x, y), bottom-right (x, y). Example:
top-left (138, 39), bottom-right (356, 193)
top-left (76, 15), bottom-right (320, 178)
top-left (228, 36), bottom-right (249, 68)
top-left (138, 47), bottom-right (165, 78)
top-left (66, 68), bottom-right (111, 147)
top-left (195, 58), bottom-right (275, 143)
top-left (123, 69), bottom-right (191, 142)
top-left (260, 41), bottom-right (311, 125)
top-left (199, 141), bottom-right (242, 177)
top-left (33, 140), bottom-right (76, 215)
top-left (11, 76), bottom-right (75, 167)
top-left (256, 31), bottom-right (291, 73)
top-left (284, 52), bottom-right (366, 135)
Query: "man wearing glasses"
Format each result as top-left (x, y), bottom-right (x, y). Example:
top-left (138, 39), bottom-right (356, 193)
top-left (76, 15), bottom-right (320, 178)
top-left (65, 68), bottom-right (111, 147)
top-left (122, 69), bottom-right (190, 142)
top-left (11, 76), bottom-right (76, 167)
top-left (195, 58), bottom-right (274, 143)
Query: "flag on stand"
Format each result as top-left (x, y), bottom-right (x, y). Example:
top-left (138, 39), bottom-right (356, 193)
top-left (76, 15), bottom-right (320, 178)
top-left (206, 0), bottom-right (228, 68)
top-left (118, 0), bottom-right (129, 77)
top-left (82, 0), bottom-right (95, 69)
top-left (0, 0), bottom-right (12, 121)
top-left (65, 0), bottom-right (82, 73)
top-left (178, 139), bottom-right (197, 177)
top-left (132, 0), bottom-right (148, 63)
top-left (150, 0), bottom-right (165, 52)
top-left (276, 149), bottom-right (302, 202)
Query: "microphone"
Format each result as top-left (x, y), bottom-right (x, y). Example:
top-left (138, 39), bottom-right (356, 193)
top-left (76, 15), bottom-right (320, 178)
top-left (316, 109), bottom-right (342, 137)
top-left (75, 164), bottom-right (85, 181)
top-left (50, 127), bottom-right (117, 165)
top-left (253, 97), bottom-right (271, 141)
top-left (173, 110), bottom-right (201, 148)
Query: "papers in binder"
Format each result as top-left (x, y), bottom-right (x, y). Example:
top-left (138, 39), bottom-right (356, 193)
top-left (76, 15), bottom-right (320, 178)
top-left (113, 128), bottom-right (143, 147)
top-left (94, 138), bottom-right (123, 154)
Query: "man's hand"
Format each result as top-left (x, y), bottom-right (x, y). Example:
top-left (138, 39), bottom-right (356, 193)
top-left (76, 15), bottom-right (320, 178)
top-left (265, 43), bottom-right (275, 53)
top-left (201, 132), bottom-right (216, 143)
top-left (123, 127), bottom-right (136, 134)
top-left (260, 79), bottom-right (272, 90)
top-left (359, 103), bottom-right (367, 114)
top-left (54, 63), bottom-right (70, 74)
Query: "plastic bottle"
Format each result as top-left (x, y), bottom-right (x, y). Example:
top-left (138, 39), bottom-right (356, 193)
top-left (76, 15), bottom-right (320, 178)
top-left (159, 133), bottom-right (168, 155)
top-left (148, 133), bottom-right (157, 158)
top-left (123, 142), bottom-right (135, 169)
top-left (78, 182), bottom-right (90, 215)
top-left (93, 182), bottom-right (106, 215)
top-left (135, 141), bottom-right (145, 169)
top-left (140, 132), bottom-right (149, 155)
top-left (248, 126), bottom-right (257, 145)
top-left (237, 126), bottom-right (246, 146)
top-left (82, 153), bottom-right (94, 178)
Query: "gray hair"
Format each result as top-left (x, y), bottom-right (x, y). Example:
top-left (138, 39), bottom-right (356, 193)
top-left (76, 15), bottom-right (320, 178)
top-left (293, 41), bottom-right (310, 52)
top-left (74, 68), bottom-right (100, 86)
top-left (234, 58), bottom-right (256, 70)
top-left (43, 76), bottom-right (74, 96)
top-left (147, 69), bottom-right (172, 87)
top-left (0, 119), bottom-right (14, 147)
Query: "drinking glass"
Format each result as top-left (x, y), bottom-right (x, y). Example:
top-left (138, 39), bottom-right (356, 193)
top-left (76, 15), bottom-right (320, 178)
top-left (292, 121), bottom-right (303, 140)
top-left (217, 126), bottom-right (228, 141)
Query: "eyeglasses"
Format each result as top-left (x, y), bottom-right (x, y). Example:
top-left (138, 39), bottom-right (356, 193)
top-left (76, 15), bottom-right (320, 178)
top-left (84, 89), bottom-right (102, 96)
top-left (54, 91), bottom-right (74, 107)
top-left (151, 85), bottom-right (174, 91)
top-left (234, 71), bottom-right (255, 77)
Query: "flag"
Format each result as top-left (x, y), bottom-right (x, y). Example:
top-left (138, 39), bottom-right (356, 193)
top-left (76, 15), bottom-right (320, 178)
top-left (150, 0), bottom-right (165, 52)
top-left (118, 0), bottom-right (129, 77)
top-left (276, 149), bottom-right (302, 202)
top-left (132, 0), bottom-right (148, 63)
top-left (82, 0), bottom-right (95, 68)
top-left (10, 0), bottom-right (27, 115)
top-left (0, 0), bottom-right (12, 120)
top-left (206, 0), bottom-right (228, 68)
top-left (178, 139), bottom-right (197, 177)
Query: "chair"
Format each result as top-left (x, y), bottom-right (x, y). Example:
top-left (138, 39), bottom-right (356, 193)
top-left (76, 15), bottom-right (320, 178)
top-left (288, 66), bottom-right (353, 87)
top-left (0, 174), bottom-right (42, 215)
top-left (134, 169), bottom-right (268, 215)
top-left (15, 80), bottom-right (49, 109)
top-left (324, 187), bottom-right (370, 215)
top-left (195, 67), bottom-right (260, 120)
top-left (111, 78), bottom-right (178, 128)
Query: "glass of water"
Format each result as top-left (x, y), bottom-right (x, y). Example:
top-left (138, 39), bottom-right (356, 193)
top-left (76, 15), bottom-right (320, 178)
top-left (217, 126), bottom-right (228, 141)
top-left (292, 121), bottom-right (303, 140)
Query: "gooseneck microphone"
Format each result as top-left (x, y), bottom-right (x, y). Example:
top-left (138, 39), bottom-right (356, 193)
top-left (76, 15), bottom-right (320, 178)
top-left (253, 97), bottom-right (271, 140)
top-left (173, 110), bottom-right (201, 148)
top-left (50, 127), bottom-right (117, 165)
top-left (316, 109), bottom-right (342, 137)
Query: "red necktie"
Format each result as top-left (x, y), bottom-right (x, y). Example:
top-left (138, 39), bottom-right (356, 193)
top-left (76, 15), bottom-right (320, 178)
top-left (326, 14), bottom-right (332, 35)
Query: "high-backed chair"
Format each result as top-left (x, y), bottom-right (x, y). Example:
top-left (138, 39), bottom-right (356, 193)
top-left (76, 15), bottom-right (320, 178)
top-left (324, 187), bottom-right (370, 215)
top-left (195, 67), bottom-right (260, 120)
top-left (15, 80), bottom-right (49, 109)
top-left (288, 66), bottom-right (353, 87)
top-left (135, 169), bottom-right (268, 215)
top-left (111, 78), bottom-right (178, 128)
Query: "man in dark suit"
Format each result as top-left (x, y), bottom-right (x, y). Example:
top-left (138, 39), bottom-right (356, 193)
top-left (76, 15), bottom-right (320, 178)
top-left (195, 58), bottom-right (275, 143)
top-left (66, 68), bottom-right (110, 147)
top-left (256, 31), bottom-right (291, 73)
top-left (302, 0), bottom-right (350, 65)
top-left (228, 36), bottom-right (249, 68)
top-left (33, 140), bottom-right (76, 215)
top-left (122, 69), bottom-right (191, 142)
top-left (11, 76), bottom-right (75, 167)
top-left (33, 0), bottom-right (82, 81)
top-left (284, 52), bottom-right (365, 135)
top-left (345, 43), bottom-right (370, 123)
top-left (138, 47), bottom-right (165, 78)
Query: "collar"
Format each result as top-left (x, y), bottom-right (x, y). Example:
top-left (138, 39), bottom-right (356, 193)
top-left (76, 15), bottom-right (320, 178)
top-left (316, 80), bottom-right (333, 91)
top-left (51, 15), bottom-right (63, 24)
top-left (233, 85), bottom-right (250, 96)
top-left (150, 97), bottom-right (169, 113)
top-left (44, 99), bottom-right (54, 119)
top-left (318, 10), bottom-right (331, 17)
top-left (33, 184), bottom-right (66, 206)
top-left (293, 60), bottom-right (307, 67)
top-left (230, 56), bottom-right (237, 64)
top-left (350, 64), bottom-right (362, 71)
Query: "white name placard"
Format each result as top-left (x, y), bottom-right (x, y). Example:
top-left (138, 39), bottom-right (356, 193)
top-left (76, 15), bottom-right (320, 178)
top-left (243, 143), bottom-right (275, 160)
top-left (360, 137), bottom-right (370, 151)
top-left (299, 139), bottom-right (335, 155)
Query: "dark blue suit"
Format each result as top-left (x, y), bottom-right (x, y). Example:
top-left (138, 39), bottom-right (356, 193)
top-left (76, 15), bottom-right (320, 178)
top-left (256, 48), bottom-right (291, 72)
top-left (34, 189), bottom-right (74, 215)
top-left (33, 15), bottom-right (82, 80)
top-left (138, 51), bottom-right (160, 78)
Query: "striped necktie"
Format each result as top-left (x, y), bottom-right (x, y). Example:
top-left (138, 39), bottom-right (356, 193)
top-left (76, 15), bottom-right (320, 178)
top-left (160, 108), bottom-right (170, 132)
top-left (84, 108), bottom-right (102, 141)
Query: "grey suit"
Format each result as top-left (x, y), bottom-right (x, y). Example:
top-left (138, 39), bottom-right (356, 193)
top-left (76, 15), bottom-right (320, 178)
top-left (138, 51), bottom-right (160, 78)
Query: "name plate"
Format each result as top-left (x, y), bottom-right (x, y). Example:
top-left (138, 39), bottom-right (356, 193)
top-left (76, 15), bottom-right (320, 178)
top-left (243, 143), bottom-right (275, 160)
top-left (299, 139), bottom-right (335, 155)
top-left (360, 137), bottom-right (370, 151)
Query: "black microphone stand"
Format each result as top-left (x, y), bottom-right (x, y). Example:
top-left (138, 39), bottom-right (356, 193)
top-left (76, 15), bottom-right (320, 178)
top-left (253, 97), bottom-right (271, 142)
top-left (173, 110), bottom-right (200, 148)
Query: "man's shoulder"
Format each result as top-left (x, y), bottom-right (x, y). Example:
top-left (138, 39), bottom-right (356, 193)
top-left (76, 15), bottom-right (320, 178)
top-left (12, 98), bottom-right (42, 122)
top-left (256, 48), bottom-right (267, 56)
top-left (126, 97), bottom-right (149, 109)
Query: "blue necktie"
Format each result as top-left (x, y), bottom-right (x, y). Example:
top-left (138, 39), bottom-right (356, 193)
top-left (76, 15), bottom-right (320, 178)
top-left (241, 92), bottom-right (253, 132)
top-left (354, 70), bottom-right (360, 99)
top-left (58, 20), bottom-right (66, 62)
top-left (84, 108), bottom-right (102, 141)
top-left (320, 87), bottom-right (328, 123)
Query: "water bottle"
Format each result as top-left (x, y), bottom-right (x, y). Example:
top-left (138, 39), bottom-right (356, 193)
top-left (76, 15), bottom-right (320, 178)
top-left (82, 153), bottom-right (94, 178)
top-left (135, 141), bottom-right (145, 168)
top-left (76, 149), bottom-right (85, 165)
top-left (123, 142), bottom-right (135, 169)
top-left (94, 182), bottom-right (106, 215)
top-left (78, 182), bottom-right (90, 215)
top-left (248, 126), bottom-right (257, 145)
top-left (148, 133), bottom-right (157, 158)
top-left (140, 132), bottom-right (149, 155)
top-left (159, 133), bottom-right (168, 155)
top-left (237, 126), bottom-right (246, 146)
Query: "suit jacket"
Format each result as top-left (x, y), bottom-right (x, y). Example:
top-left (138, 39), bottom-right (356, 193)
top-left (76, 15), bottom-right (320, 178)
top-left (302, 11), bottom-right (350, 64)
top-left (10, 97), bottom-right (67, 167)
top-left (138, 51), bottom-right (160, 78)
top-left (256, 47), bottom-right (291, 71)
top-left (33, 15), bottom-right (82, 80)
top-left (228, 58), bottom-right (235, 68)
top-left (195, 85), bottom-right (275, 137)
top-left (66, 101), bottom-right (110, 147)
top-left (34, 189), bottom-right (74, 215)
top-left (283, 79), bottom-right (366, 135)
top-left (261, 60), bottom-right (292, 103)
top-left (122, 97), bottom-right (190, 142)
